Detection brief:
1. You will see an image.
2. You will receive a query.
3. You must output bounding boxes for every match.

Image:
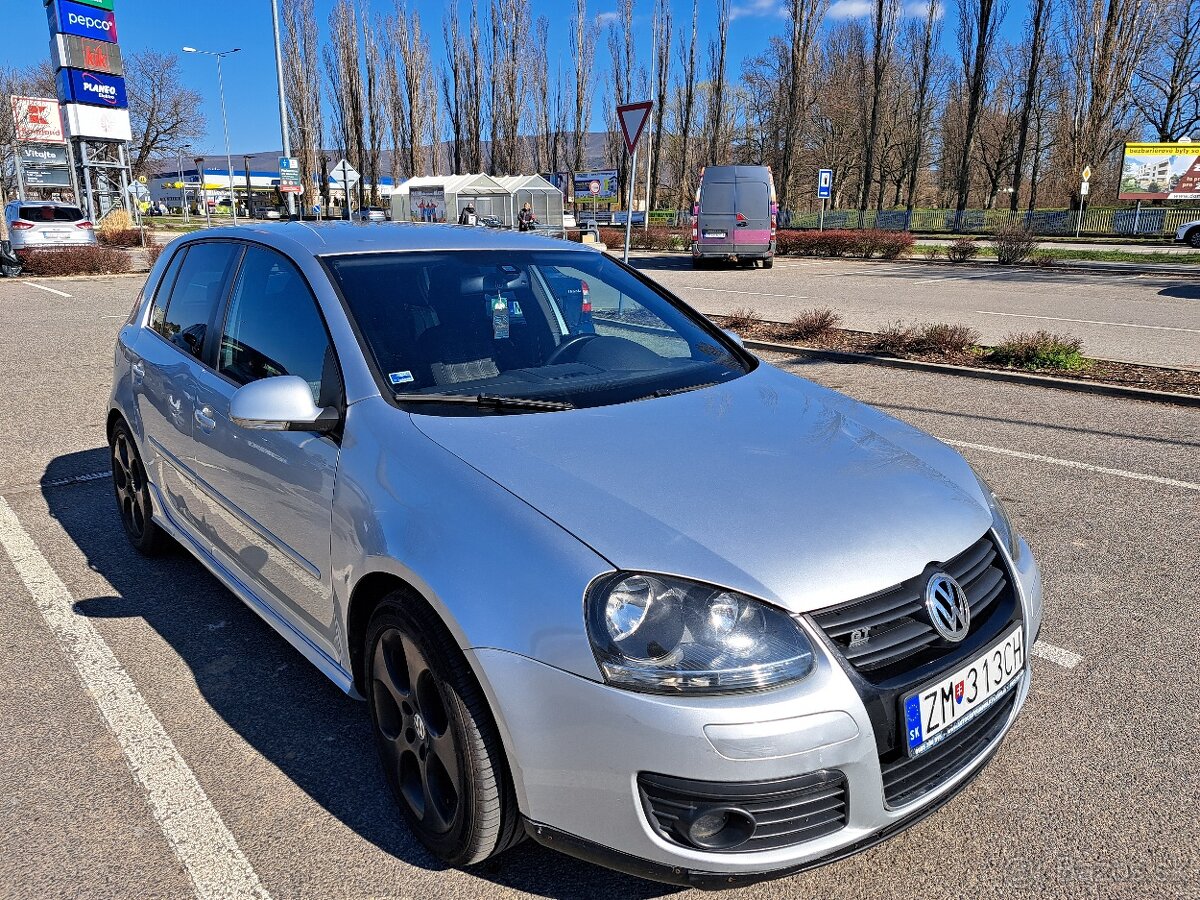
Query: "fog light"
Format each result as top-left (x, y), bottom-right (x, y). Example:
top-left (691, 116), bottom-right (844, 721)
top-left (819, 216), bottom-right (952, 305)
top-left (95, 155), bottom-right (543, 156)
top-left (682, 806), bottom-right (755, 850)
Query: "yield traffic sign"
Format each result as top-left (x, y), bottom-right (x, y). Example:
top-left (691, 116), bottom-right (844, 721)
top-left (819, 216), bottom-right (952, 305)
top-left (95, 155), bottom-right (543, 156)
top-left (617, 100), bottom-right (652, 154)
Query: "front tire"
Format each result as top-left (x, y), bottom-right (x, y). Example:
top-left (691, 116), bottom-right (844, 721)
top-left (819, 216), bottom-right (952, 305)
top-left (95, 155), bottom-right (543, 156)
top-left (1188, 229), bottom-right (1200, 249)
top-left (366, 595), bottom-right (523, 866)
top-left (110, 420), bottom-right (170, 556)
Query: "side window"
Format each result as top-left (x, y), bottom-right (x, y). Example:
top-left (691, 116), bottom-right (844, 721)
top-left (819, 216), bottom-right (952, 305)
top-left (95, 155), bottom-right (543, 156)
top-left (218, 246), bottom-right (336, 405)
top-left (156, 242), bottom-right (241, 359)
top-left (699, 181), bottom-right (735, 213)
top-left (148, 247), bottom-right (186, 332)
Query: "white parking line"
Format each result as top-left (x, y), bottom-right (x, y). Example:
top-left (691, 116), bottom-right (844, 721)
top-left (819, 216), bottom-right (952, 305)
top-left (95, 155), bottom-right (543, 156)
top-left (677, 286), bottom-right (809, 300)
top-left (943, 439), bottom-right (1200, 491)
top-left (911, 271), bottom-right (1001, 285)
top-left (1031, 641), bottom-right (1083, 669)
top-left (0, 497), bottom-right (271, 900)
top-left (22, 281), bottom-right (72, 298)
top-left (974, 310), bottom-right (1200, 334)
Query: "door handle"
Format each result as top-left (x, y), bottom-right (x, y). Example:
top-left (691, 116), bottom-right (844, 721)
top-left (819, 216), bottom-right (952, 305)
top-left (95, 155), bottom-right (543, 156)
top-left (194, 406), bottom-right (216, 432)
top-left (736, 221), bottom-right (749, 227)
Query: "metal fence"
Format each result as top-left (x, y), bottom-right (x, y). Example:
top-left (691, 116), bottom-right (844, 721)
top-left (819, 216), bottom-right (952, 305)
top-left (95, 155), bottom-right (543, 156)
top-left (778, 206), bottom-right (1200, 238)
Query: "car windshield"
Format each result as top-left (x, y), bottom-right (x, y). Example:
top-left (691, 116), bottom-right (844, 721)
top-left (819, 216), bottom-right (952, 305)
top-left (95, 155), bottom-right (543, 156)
top-left (324, 249), bottom-right (751, 412)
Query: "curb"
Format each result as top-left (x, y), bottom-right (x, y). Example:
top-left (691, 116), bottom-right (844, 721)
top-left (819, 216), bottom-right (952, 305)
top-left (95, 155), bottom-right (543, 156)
top-left (742, 338), bottom-right (1200, 408)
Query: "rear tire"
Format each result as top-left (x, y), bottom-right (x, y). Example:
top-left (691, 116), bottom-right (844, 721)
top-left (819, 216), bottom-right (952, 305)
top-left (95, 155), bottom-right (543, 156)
top-left (110, 420), bottom-right (171, 556)
top-left (1189, 229), bottom-right (1200, 249)
top-left (763, 257), bottom-right (774, 269)
top-left (365, 594), bottom-right (524, 866)
top-left (0, 264), bottom-right (20, 278)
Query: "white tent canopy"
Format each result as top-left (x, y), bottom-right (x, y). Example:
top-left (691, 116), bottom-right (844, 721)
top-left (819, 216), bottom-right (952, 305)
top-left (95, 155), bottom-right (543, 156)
top-left (390, 173), bottom-right (512, 225)
top-left (496, 174), bottom-right (565, 229)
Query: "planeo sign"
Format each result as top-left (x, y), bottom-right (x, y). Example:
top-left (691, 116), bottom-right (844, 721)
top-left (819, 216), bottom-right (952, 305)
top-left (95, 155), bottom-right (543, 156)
top-left (57, 68), bottom-right (127, 108)
top-left (47, 0), bottom-right (119, 43)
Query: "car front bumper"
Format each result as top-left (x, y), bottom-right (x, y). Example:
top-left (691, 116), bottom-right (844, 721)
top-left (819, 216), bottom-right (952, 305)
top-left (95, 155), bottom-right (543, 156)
top-left (472, 536), bottom-right (1042, 884)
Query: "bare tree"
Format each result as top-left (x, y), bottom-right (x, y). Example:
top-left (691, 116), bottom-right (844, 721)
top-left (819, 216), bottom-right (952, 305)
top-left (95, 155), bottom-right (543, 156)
top-left (607, 0), bottom-right (639, 198)
top-left (570, 0), bottom-right (597, 173)
top-left (705, 0), bottom-right (732, 164)
top-left (467, 2), bottom-right (485, 171)
top-left (672, 0), bottom-right (700, 207)
top-left (648, 0), bottom-right (672, 210)
top-left (125, 52), bottom-right (207, 176)
top-left (441, 2), bottom-right (466, 174)
top-left (363, 18), bottom-right (385, 205)
top-left (1009, 0), bottom-right (1052, 209)
top-left (283, 0), bottom-right (323, 211)
top-left (859, 0), bottom-right (901, 213)
top-left (902, 0), bottom-right (943, 213)
top-left (488, 0), bottom-right (532, 174)
top-left (1133, 0), bottom-right (1200, 140)
top-left (392, 4), bottom-right (436, 178)
top-left (531, 17), bottom-right (553, 172)
top-left (952, 0), bottom-right (1005, 220)
top-left (0, 63), bottom-right (56, 200)
top-left (777, 0), bottom-right (828, 212)
top-left (324, 0), bottom-right (367, 210)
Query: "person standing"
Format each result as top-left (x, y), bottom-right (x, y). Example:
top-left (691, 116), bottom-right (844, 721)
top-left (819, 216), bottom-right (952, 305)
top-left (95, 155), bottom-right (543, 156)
top-left (518, 202), bottom-right (537, 232)
top-left (458, 203), bottom-right (477, 226)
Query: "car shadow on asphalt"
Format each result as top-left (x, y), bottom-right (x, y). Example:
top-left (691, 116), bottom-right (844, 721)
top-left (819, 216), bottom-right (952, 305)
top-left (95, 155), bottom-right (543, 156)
top-left (1157, 283), bottom-right (1200, 300)
top-left (43, 447), bottom-right (680, 900)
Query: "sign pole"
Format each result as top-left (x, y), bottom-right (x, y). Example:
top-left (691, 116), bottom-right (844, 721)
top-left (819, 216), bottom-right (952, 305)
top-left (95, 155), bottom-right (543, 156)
top-left (623, 145), bottom-right (638, 264)
top-left (819, 199), bottom-right (825, 232)
top-left (14, 145), bottom-right (27, 201)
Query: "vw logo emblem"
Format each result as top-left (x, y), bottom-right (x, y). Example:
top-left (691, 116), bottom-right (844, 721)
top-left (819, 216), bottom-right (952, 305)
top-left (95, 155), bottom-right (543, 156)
top-left (924, 573), bottom-right (971, 643)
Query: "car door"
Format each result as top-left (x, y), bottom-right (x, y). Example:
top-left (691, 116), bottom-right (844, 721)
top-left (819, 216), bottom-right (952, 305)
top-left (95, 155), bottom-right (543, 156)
top-left (187, 243), bottom-right (343, 658)
top-left (697, 174), bottom-right (737, 255)
top-left (133, 240), bottom-right (243, 537)
top-left (734, 173), bottom-right (771, 255)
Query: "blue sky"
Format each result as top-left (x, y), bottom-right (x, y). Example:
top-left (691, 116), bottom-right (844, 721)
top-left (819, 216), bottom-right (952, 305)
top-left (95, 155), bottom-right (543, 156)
top-left (10, 0), bottom-right (1018, 156)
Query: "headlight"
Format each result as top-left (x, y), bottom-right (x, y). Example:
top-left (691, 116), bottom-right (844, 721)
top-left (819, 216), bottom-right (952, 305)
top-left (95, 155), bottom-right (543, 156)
top-left (585, 573), bottom-right (815, 694)
top-left (973, 471), bottom-right (1020, 561)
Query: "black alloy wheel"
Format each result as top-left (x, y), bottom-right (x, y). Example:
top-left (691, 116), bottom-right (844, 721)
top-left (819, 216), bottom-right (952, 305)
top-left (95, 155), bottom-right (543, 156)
top-left (366, 596), bottom-right (522, 866)
top-left (110, 420), bottom-right (169, 555)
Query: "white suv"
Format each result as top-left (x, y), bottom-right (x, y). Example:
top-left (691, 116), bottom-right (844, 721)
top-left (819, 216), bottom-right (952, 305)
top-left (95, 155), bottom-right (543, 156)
top-left (4, 201), bottom-right (96, 249)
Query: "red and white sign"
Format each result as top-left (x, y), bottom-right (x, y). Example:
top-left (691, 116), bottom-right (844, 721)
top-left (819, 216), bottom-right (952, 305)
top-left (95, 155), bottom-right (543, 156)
top-left (617, 100), bottom-right (652, 154)
top-left (10, 96), bottom-right (66, 143)
top-left (589, 179), bottom-right (601, 195)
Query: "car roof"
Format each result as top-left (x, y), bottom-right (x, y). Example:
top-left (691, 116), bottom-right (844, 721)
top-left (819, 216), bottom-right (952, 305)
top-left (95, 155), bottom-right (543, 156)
top-left (183, 221), bottom-right (596, 257)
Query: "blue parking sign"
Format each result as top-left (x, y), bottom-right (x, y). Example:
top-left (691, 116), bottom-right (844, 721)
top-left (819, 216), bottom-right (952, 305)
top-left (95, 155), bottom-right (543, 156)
top-left (817, 169), bottom-right (833, 199)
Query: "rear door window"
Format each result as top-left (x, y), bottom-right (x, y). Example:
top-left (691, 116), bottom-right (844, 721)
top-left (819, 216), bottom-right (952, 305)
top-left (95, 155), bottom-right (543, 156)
top-left (736, 181), bottom-right (769, 218)
top-left (154, 242), bottom-right (242, 359)
top-left (699, 181), bottom-right (735, 214)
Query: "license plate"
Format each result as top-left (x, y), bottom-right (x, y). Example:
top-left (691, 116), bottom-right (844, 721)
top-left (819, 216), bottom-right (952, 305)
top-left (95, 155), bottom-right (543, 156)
top-left (703, 230), bottom-right (726, 239)
top-left (902, 626), bottom-right (1024, 757)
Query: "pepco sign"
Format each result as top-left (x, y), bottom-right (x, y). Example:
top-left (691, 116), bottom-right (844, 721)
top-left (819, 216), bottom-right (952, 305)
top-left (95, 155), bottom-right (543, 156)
top-left (47, 0), bottom-right (119, 44)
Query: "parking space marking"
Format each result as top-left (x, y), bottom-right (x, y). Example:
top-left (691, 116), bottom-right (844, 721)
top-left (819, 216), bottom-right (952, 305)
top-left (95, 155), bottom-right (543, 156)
top-left (911, 271), bottom-right (1001, 285)
top-left (944, 439), bottom-right (1200, 491)
top-left (22, 281), bottom-right (72, 298)
top-left (0, 497), bottom-right (271, 900)
top-left (677, 286), bottom-right (809, 300)
top-left (1031, 641), bottom-right (1083, 669)
top-left (974, 310), bottom-right (1200, 334)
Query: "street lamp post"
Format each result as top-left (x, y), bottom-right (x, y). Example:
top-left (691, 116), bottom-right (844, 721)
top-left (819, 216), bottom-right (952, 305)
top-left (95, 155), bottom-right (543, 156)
top-left (195, 156), bottom-right (211, 227)
top-left (270, 0), bottom-right (297, 219)
top-left (183, 46), bottom-right (241, 225)
top-left (177, 147), bottom-right (190, 224)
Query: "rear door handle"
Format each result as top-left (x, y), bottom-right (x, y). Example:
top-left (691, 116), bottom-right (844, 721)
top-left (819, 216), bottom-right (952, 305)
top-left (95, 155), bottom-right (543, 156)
top-left (194, 406), bottom-right (216, 432)
top-left (736, 221), bottom-right (749, 227)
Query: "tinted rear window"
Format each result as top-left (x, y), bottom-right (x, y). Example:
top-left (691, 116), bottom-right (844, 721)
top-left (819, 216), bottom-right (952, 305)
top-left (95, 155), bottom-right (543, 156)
top-left (18, 206), bottom-right (84, 222)
top-left (699, 181), bottom-right (735, 213)
top-left (737, 180), bottom-right (769, 214)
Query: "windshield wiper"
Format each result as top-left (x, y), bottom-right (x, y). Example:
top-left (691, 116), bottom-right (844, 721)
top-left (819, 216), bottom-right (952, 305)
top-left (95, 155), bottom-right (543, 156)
top-left (394, 392), bottom-right (575, 411)
top-left (650, 381), bottom-right (721, 399)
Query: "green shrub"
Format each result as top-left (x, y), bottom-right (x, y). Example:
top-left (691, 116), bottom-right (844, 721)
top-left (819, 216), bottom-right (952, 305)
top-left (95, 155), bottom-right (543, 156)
top-left (921, 244), bottom-right (943, 260)
top-left (18, 246), bottom-right (131, 276)
top-left (947, 237), bottom-right (980, 263)
top-left (783, 307), bottom-right (841, 342)
top-left (989, 331), bottom-right (1090, 371)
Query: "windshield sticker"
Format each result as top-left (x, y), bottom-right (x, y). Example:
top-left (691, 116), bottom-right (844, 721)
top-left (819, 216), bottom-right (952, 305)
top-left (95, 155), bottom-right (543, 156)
top-left (508, 298), bottom-right (524, 322)
top-left (388, 370), bottom-right (415, 385)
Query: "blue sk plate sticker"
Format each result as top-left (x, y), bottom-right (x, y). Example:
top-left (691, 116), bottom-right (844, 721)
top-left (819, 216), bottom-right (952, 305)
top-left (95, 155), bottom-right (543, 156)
top-left (388, 371), bottom-right (415, 385)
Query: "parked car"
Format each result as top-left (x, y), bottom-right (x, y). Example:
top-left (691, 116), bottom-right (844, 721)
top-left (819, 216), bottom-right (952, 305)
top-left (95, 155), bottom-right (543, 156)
top-left (109, 222), bottom-right (1040, 887)
top-left (252, 206), bottom-right (283, 220)
top-left (563, 213), bottom-right (577, 229)
top-left (354, 207), bottom-right (389, 222)
top-left (4, 200), bottom-right (95, 250)
top-left (692, 165), bottom-right (777, 269)
top-left (1173, 218), bottom-right (1200, 247)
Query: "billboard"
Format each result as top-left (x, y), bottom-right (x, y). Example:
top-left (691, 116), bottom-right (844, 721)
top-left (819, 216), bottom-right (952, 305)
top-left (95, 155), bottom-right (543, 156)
top-left (57, 68), bottom-right (127, 108)
top-left (23, 166), bottom-right (73, 188)
top-left (10, 96), bottom-right (66, 143)
top-left (18, 144), bottom-right (70, 167)
top-left (47, 0), bottom-right (118, 43)
top-left (64, 102), bottom-right (131, 140)
top-left (51, 33), bottom-right (124, 76)
top-left (1119, 142), bottom-right (1200, 200)
top-left (572, 170), bottom-right (619, 200)
top-left (409, 186), bottom-right (446, 222)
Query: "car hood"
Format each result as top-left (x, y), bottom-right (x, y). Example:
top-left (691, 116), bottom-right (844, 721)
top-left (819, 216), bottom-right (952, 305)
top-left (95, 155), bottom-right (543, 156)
top-left (410, 364), bottom-right (991, 613)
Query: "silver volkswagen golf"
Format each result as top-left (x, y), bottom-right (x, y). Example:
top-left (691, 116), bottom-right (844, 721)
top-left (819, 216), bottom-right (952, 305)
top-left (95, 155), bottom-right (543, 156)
top-left (108, 222), bottom-right (1041, 887)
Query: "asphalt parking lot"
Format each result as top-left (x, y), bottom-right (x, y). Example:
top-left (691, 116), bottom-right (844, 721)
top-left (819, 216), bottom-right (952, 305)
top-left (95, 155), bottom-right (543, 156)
top-left (1, 272), bottom-right (1198, 899)
top-left (631, 254), bottom-right (1200, 369)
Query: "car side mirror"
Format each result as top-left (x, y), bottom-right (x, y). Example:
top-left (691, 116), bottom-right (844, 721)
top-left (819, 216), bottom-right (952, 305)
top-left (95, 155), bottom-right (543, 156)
top-left (230, 375), bottom-right (339, 433)
top-left (723, 328), bottom-right (745, 348)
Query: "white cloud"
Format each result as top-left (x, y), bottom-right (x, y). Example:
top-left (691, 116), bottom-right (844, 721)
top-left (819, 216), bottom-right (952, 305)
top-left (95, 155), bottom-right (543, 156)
top-left (828, 0), bottom-right (872, 20)
top-left (730, 0), bottom-right (783, 21)
top-left (595, 11), bottom-right (619, 27)
top-left (902, 0), bottom-right (945, 19)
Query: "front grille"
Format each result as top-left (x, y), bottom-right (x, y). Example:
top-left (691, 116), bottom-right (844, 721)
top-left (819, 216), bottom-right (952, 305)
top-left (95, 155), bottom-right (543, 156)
top-left (881, 685), bottom-right (1018, 807)
top-left (811, 533), bottom-right (1009, 676)
top-left (638, 769), bottom-right (848, 853)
